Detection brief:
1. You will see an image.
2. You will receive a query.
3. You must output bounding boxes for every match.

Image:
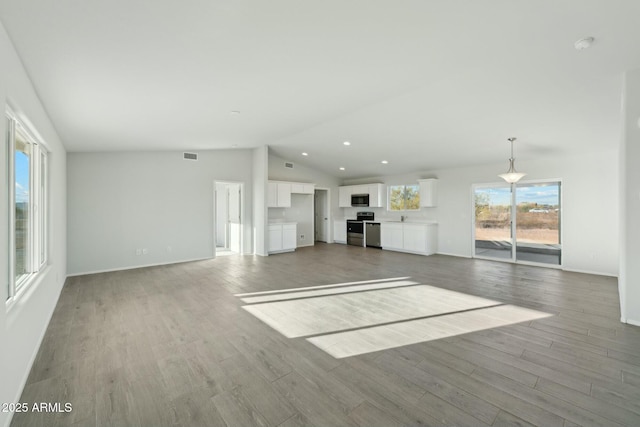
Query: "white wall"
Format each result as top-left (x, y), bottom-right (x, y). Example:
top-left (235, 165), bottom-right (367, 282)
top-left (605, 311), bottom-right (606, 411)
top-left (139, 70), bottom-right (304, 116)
top-left (344, 149), bottom-right (619, 277)
top-left (620, 69), bottom-right (640, 325)
top-left (0, 23), bottom-right (67, 427)
top-left (67, 149), bottom-right (253, 275)
top-left (268, 152), bottom-right (341, 242)
top-left (253, 146), bottom-right (268, 256)
top-left (215, 182), bottom-right (228, 247)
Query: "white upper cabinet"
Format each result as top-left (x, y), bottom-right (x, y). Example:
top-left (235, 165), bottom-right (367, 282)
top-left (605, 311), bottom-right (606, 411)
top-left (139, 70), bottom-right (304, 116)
top-left (268, 180), bottom-right (315, 207)
top-left (268, 181), bottom-right (292, 207)
top-left (368, 184), bottom-right (385, 208)
top-left (338, 183), bottom-right (384, 208)
top-left (268, 182), bottom-right (278, 207)
top-left (291, 183), bottom-right (315, 194)
top-left (338, 186), bottom-right (352, 207)
top-left (277, 183), bottom-right (292, 207)
top-left (417, 179), bottom-right (438, 207)
top-left (351, 185), bottom-right (368, 195)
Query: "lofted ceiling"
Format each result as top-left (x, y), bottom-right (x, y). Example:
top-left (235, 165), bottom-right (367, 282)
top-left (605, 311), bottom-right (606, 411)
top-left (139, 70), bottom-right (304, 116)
top-left (1, 0), bottom-right (639, 178)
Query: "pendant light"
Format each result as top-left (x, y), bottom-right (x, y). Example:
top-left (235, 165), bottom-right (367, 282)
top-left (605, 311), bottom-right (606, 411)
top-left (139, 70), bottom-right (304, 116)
top-left (498, 137), bottom-right (526, 183)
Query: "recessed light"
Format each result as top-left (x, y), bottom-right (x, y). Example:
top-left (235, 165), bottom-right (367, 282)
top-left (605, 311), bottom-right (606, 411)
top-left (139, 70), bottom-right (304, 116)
top-left (302, 152), bottom-right (308, 156)
top-left (381, 160), bottom-right (389, 164)
top-left (574, 37), bottom-right (594, 50)
top-left (343, 141), bottom-right (351, 146)
top-left (339, 167), bottom-right (345, 171)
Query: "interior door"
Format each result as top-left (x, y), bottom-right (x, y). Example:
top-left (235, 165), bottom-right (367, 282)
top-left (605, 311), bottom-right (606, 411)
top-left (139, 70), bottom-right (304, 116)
top-left (314, 190), bottom-right (328, 242)
top-left (474, 185), bottom-right (513, 260)
top-left (228, 183), bottom-right (241, 253)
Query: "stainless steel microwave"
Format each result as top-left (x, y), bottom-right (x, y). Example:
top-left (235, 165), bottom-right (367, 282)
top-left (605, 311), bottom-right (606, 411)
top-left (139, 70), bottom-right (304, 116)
top-left (351, 193), bottom-right (369, 207)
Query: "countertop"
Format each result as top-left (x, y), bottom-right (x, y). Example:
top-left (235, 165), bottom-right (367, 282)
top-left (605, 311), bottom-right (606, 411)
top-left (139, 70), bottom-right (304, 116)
top-left (337, 218), bottom-right (437, 225)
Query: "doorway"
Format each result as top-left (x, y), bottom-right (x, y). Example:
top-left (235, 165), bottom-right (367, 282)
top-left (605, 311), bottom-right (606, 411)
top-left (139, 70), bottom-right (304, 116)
top-left (215, 181), bottom-right (243, 256)
top-left (314, 188), bottom-right (330, 243)
top-left (473, 180), bottom-right (561, 266)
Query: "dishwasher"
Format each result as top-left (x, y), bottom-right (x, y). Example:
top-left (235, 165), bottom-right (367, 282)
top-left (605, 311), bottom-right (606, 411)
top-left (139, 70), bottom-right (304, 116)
top-left (365, 222), bottom-right (381, 248)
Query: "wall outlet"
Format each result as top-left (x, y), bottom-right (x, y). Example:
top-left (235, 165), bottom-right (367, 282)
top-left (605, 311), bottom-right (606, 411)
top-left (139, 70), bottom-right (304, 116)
top-left (135, 249), bottom-right (142, 256)
top-left (300, 234), bottom-right (305, 239)
top-left (142, 248), bottom-right (148, 255)
top-left (166, 246), bottom-right (172, 253)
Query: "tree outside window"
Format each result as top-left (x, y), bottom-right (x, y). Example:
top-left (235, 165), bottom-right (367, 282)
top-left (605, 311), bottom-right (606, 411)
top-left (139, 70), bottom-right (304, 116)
top-left (389, 184), bottom-right (420, 211)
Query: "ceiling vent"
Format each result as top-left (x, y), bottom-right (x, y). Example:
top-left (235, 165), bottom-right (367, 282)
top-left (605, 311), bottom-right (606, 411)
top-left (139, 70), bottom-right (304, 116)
top-left (183, 152), bottom-right (198, 161)
top-left (284, 162), bottom-right (294, 169)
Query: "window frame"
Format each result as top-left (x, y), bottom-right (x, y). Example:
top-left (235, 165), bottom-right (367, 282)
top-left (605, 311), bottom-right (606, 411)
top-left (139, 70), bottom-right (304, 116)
top-left (6, 108), bottom-right (48, 304)
top-left (387, 184), bottom-right (420, 212)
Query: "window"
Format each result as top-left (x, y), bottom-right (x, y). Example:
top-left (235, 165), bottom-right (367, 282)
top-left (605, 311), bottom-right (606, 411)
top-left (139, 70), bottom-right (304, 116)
top-left (388, 184), bottom-right (420, 211)
top-left (6, 109), bottom-right (48, 301)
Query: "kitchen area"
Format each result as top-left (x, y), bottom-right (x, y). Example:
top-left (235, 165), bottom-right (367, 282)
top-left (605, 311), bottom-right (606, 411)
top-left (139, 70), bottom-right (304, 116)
top-left (335, 179), bottom-right (439, 256)
top-left (267, 180), bottom-right (316, 254)
top-left (265, 158), bottom-right (439, 258)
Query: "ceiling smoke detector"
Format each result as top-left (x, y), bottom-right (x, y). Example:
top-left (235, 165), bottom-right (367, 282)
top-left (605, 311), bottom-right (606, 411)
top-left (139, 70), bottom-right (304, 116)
top-left (574, 37), bottom-right (595, 50)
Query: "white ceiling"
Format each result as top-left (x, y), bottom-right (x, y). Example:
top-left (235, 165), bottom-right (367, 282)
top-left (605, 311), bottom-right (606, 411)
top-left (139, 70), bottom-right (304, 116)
top-left (1, 1), bottom-right (639, 178)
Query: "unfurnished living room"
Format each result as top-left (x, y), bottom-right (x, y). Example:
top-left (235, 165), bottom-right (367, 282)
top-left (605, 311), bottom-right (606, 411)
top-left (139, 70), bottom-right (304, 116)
top-left (1, 1), bottom-right (640, 427)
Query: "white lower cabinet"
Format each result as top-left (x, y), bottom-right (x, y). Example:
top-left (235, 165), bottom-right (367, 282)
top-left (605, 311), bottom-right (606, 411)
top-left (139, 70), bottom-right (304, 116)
top-left (282, 224), bottom-right (297, 250)
top-left (381, 222), bottom-right (403, 250)
top-left (268, 225), bottom-right (282, 253)
top-left (333, 220), bottom-right (347, 243)
top-left (268, 223), bottom-right (297, 254)
top-left (403, 224), bottom-right (428, 253)
top-left (381, 222), bottom-right (437, 255)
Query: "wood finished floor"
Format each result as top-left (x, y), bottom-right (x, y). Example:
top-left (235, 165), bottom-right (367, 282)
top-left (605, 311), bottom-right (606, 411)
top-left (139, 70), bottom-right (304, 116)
top-left (11, 243), bottom-right (640, 427)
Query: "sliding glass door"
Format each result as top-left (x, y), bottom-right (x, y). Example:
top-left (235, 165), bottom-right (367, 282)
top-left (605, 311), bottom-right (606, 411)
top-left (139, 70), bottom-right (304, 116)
top-left (515, 182), bottom-right (561, 265)
top-left (473, 180), bottom-right (561, 266)
top-left (474, 185), bottom-right (513, 260)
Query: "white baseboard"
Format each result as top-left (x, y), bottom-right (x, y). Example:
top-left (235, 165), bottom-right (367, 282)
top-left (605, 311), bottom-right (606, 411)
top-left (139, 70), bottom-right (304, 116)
top-left (436, 252), bottom-right (472, 258)
top-left (561, 267), bottom-right (618, 278)
top-left (66, 256), bottom-right (214, 277)
top-left (624, 318), bottom-right (640, 327)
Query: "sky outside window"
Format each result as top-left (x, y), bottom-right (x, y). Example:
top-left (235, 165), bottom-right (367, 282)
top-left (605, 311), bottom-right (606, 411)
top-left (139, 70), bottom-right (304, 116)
top-left (480, 185), bottom-right (559, 206)
top-left (15, 135), bottom-right (30, 203)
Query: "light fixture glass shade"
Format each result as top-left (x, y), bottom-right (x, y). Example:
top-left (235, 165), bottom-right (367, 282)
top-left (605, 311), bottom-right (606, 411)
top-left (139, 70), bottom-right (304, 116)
top-left (498, 159), bottom-right (526, 183)
top-left (499, 138), bottom-right (526, 183)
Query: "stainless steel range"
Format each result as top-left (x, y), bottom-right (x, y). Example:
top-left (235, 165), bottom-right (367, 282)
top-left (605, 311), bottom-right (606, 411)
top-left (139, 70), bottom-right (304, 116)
top-left (347, 211), bottom-right (374, 246)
